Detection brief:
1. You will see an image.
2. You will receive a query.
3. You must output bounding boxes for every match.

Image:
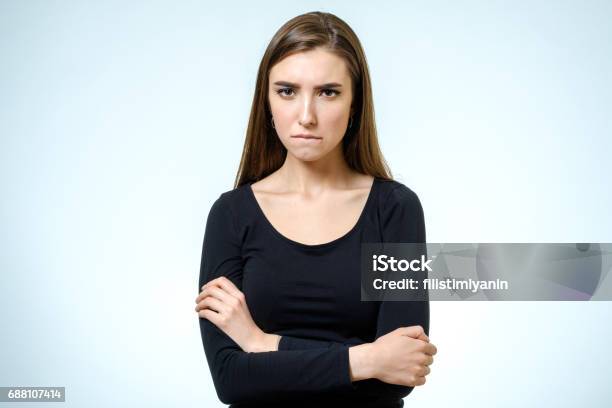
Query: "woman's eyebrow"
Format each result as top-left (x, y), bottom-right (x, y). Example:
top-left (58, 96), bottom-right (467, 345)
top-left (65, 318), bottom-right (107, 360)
top-left (273, 81), bottom-right (343, 89)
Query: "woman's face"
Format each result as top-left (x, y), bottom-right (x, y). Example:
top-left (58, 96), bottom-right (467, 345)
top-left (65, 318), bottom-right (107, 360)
top-left (268, 47), bottom-right (353, 162)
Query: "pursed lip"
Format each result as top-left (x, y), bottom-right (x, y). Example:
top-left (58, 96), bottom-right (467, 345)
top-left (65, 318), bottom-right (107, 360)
top-left (291, 134), bottom-right (322, 139)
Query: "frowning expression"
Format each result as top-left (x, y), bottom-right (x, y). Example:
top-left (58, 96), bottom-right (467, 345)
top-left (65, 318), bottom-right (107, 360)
top-left (268, 47), bottom-right (354, 162)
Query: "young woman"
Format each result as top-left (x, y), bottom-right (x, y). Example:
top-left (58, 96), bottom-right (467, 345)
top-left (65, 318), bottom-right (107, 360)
top-left (194, 11), bottom-right (437, 408)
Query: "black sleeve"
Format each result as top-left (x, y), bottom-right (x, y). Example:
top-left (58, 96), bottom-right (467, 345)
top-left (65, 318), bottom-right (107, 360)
top-left (198, 194), bottom-right (357, 405)
top-left (279, 184), bottom-right (429, 401)
top-left (278, 335), bottom-right (364, 350)
top-left (372, 184), bottom-right (429, 400)
top-left (278, 336), bottom-right (342, 350)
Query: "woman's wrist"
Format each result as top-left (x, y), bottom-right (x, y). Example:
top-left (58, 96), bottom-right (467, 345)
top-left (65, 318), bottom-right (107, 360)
top-left (348, 343), bottom-right (377, 381)
top-left (246, 331), bottom-right (281, 353)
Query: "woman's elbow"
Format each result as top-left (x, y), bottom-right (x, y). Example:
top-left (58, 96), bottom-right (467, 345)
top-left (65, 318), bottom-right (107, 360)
top-left (211, 373), bottom-right (268, 405)
top-left (396, 385), bottom-right (415, 399)
top-left (205, 350), bottom-right (257, 405)
top-left (208, 364), bottom-right (244, 405)
top-left (388, 384), bottom-right (415, 400)
top-left (214, 382), bottom-right (238, 405)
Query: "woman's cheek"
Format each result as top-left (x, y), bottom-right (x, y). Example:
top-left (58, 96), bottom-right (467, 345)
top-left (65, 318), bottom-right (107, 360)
top-left (324, 112), bottom-right (351, 141)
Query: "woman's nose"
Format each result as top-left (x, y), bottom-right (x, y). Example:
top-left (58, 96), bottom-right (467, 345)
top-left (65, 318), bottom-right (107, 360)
top-left (298, 97), bottom-right (316, 126)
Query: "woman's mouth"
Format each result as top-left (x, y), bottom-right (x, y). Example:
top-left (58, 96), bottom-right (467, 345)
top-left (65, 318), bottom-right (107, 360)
top-left (291, 134), bottom-right (322, 140)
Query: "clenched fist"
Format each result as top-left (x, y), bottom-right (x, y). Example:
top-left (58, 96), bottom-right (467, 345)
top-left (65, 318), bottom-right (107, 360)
top-left (371, 326), bottom-right (437, 387)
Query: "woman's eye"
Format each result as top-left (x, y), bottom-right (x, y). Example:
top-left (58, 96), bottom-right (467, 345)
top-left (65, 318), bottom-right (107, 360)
top-left (276, 88), bottom-right (340, 97)
top-left (321, 89), bottom-right (340, 97)
top-left (277, 88), bottom-right (294, 97)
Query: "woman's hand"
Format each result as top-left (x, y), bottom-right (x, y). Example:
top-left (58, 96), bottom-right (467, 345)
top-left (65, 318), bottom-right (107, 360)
top-left (195, 276), bottom-right (280, 352)
top-left (370, 326), bottom-right (437, 387)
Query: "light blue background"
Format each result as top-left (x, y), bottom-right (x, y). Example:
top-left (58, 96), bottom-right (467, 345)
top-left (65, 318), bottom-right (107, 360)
top-left (1, 0), bottom-right (611, 407)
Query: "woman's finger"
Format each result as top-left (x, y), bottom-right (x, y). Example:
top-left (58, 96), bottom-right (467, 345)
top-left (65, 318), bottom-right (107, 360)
top-left (196, 286), bottom-right (233, 305)
top-left (424, 342), bottom-right (437, 356)
top-left (196, 296), bottom-right (228, 314)
top-left (202, 276), bottom-right (235, 291)
top-left (210, 277), bottom-right (243, 299)
top-left (199, 308), bottom-right (221, 325)
top-left (202, 277), bottom-right (242, 299)
top-left (413, 376), bottom-right (426, 386)
top-left (200, 277), bottom-right (222, 291)
top-left (196, 296), bottom-right (225, 313)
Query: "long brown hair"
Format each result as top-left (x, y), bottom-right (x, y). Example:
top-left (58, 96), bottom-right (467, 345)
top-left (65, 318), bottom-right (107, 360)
top-left (234, 11), bottom-right (393, 188)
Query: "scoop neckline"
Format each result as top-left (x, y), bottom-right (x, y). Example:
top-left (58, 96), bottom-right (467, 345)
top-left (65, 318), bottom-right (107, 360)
top-left (247, 177), bottom-right (379, 250)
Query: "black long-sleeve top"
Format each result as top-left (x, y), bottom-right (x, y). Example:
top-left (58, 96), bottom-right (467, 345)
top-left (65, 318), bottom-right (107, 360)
top-left (198, 176), bottom-right (429, 407)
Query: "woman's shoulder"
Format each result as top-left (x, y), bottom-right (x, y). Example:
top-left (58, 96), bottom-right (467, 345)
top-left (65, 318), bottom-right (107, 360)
top-left (375, 177), bottom-right (426, 241)
top-left (218, 183), bottom-right (248, 201)
top-left (208, 183), bottom-right (250, 218)
top-left (376, 177), bottom-right (422, 208)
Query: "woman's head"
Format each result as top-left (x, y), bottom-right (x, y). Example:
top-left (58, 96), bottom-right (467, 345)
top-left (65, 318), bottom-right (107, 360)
top-left (268, 47), bottom-right (353, 163)
top-left (235, 11), bottom-right (392, 187)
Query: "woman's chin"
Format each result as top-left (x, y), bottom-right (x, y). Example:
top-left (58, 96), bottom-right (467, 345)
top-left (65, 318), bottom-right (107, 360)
top-left (287, 148), bottom-right (326, 162)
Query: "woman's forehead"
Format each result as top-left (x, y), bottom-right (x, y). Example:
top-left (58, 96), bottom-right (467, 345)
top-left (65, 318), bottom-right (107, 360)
top-left (269, 49), bottom-right (350, 85)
